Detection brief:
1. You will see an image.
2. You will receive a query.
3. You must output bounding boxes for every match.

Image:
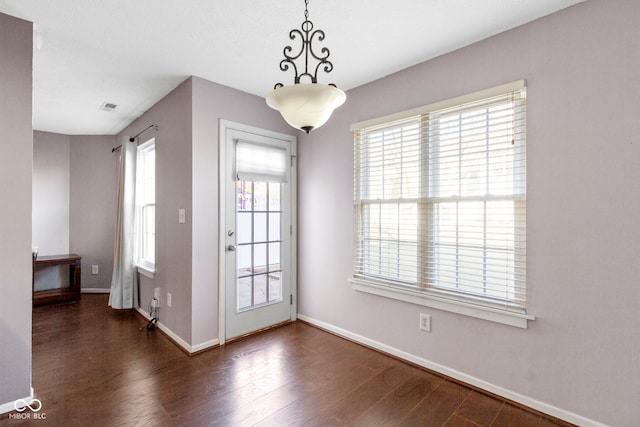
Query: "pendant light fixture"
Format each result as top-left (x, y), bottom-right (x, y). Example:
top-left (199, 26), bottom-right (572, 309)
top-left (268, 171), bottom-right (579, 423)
top-left (266, 0), bottom-right (346, 134)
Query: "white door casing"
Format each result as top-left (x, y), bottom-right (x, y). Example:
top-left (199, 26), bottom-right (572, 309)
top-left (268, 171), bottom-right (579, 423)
top-left (218, 120), bottom-right (297, 343)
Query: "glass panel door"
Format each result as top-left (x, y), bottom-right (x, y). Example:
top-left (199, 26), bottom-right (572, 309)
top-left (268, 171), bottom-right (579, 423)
top-left (236, 180), bottom-right (283, 311)
top-left (221, 122), bottom-right (296, 341)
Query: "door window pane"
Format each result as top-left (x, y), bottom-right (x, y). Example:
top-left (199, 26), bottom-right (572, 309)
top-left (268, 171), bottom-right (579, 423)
top-left (253, 182), bottom-right (267, 211)
top-left (269, 213), bottom-right (281, 242)
top-left (253, 243), bottom-right (267, 274)
top-left (237, 181), bottom-right (252, 211)
top-left (235, 179), bottom-right (285, 311)
top-left (254, 213), bottom-right (267, 243)
top-left (268, 242), bottom-right (281, 272)
top-left (237, 245), bottom-right (252, 276)
top-left (237, 212), bottom-right (252, 244)
top-left (268, 272), bottom-right (282, 303)
top-left (254, 274), bottom-right (267, 306)
top-left (269, 183), bottom-right (281, 211)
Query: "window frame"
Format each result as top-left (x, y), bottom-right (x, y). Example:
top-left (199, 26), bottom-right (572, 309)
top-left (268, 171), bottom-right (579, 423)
top-left (350, 81), bottom-right (533, 328)
top-left (135, 138), bottom-right (156, 275)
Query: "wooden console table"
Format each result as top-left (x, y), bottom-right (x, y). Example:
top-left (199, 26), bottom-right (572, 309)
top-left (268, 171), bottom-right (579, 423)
top-left (33, 254), bottom-right (81, 306)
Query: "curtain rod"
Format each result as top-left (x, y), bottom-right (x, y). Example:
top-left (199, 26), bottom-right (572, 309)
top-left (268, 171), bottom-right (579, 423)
top-left (111, 124), bottom-right (158, 152)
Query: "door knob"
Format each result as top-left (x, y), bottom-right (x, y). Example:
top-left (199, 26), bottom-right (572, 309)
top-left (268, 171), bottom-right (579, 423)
top-left (227, 244), bottom-right (236, 252)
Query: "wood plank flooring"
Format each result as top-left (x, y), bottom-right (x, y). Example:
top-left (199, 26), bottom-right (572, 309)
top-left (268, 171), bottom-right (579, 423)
top-left (2, 294), bottom-right (569, 426)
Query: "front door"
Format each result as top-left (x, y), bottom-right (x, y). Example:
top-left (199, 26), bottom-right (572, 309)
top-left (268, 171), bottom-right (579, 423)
top-left (220, 121), bottom-right (296, 341)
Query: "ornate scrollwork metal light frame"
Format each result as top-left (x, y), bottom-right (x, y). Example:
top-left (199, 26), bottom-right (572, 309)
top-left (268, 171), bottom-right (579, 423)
top-left (266, 0), bottom-right (346, 134)
top-left (274, 0), bottom-right (334, 88)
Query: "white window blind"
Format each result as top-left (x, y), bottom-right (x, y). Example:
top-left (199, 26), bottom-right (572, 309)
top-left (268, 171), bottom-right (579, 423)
top-left (236, 140), bottom-right (288, 183)
top-left (352, 82), bottom-right (527, 318)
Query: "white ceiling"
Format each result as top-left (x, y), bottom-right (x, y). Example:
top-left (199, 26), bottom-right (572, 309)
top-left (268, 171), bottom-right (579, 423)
top-left (0, 0), bottom-right (586, 135)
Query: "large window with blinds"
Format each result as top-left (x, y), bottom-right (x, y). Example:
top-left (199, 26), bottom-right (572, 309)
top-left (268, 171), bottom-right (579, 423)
top-left (351, 81), bottom-right (531, 327)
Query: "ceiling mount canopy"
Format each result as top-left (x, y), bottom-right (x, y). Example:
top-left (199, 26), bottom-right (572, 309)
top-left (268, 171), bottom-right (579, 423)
top-left (266, 0), bottom-right (346, 134)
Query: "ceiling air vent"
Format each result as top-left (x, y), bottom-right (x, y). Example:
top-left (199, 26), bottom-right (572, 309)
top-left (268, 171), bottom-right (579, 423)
top-left (99, 102), bottom-right (118, 112)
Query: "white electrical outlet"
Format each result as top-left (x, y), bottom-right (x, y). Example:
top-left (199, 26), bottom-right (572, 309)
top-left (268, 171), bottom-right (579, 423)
top-left (419, 313), bottom-right (431, 332)
top-left (91, 265), bottom-right (99, 275)
top-left (152, 288), bottom-right (161, 307)
top-left (167, 292), bottom-right (172, 307)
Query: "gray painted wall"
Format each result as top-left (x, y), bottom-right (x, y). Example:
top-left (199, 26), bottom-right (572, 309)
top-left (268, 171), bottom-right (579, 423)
top-left (190, 76), bottom-right (292, 346)
top-left (33, 132), bottom-right (70, 256)
top-left (25, 75), bottom-right (290, 350)
top-left (69, 135), bottom-right (118, 290)
top-left (118, 78), bottom-right (194, 342)
top-left (297, 0), bottom-right (639, 426)
top-left (32, 132), bottom-right (117, 290)
top-left (119, 76), bottom-right (292, 348)
top-left (0, 11), bottom-right (33, 409)
top-left (5, 0), bottom-right (636, 423)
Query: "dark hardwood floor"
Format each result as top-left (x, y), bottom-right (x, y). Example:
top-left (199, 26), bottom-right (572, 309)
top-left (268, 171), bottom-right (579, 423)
top-left (3, 294), bottom-right (569, 426)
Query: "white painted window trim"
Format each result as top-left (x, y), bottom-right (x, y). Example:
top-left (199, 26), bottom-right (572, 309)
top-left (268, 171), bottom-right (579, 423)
top-left (137, 266), bottom-right (155, 280)
top-left (135, 138), bottom-right (156, 272)
top-left (351, 80), bottom-right (533, 329)
top-left (349, 276), bottom-right (534, 328)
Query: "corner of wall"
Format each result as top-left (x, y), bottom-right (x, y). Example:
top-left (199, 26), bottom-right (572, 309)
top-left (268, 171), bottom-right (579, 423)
top-left (0, 10), bottom-right (34, 411)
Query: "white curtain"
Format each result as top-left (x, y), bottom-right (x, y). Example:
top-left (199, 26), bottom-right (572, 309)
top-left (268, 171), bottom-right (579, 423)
top-left (109, 137), bottom-right (138, 309)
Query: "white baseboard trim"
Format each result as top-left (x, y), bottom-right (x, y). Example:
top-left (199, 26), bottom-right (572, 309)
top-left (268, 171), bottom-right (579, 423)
top-left (297, 314), bottom-right (606, 427)
top-left (0, 388), bottom-right (34, 415)
top-left (81, 288), bottom-right (110, 294)
top-left (134, 307), bottom-right (219, 354)
top-left (191, 338), bottom-right (220, 354)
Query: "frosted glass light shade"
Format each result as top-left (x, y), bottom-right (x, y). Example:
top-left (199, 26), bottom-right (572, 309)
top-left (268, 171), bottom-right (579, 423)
top-left (266, 83), bottom-right (346, 133)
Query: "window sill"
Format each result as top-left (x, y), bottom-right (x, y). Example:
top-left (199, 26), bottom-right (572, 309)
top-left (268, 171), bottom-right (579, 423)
top-left (137, 266), bottom-right (155, 280)
top-left (348, 277), bottom-right (534, 329)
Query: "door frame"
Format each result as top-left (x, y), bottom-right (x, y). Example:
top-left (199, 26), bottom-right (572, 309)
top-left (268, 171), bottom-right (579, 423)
top-left (218, 119), bottom-right (297, 345)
